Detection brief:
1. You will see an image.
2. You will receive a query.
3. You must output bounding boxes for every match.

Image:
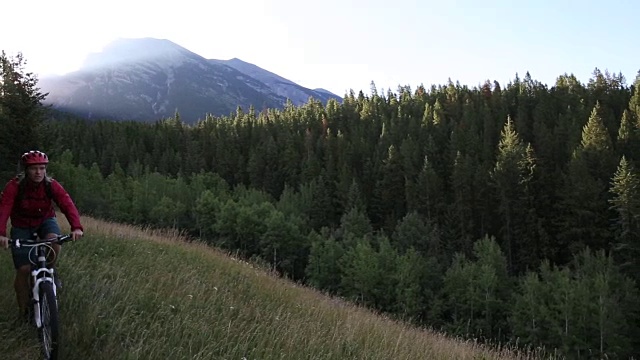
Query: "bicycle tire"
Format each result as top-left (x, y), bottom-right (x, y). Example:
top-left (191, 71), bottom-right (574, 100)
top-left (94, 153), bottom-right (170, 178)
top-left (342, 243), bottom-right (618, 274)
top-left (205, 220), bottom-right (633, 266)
top-left (38, 281), bottom-right (60, 360)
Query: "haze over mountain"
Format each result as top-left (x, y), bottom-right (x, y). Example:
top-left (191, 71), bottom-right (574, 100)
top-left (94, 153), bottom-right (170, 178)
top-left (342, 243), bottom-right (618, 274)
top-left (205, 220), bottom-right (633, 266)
top-left (38, 38), bottom-right (342, 124)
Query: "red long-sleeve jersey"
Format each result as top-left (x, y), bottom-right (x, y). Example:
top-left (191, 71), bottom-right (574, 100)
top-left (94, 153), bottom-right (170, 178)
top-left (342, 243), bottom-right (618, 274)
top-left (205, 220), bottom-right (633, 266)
top-left (0, 176), bottom-right (83, 237)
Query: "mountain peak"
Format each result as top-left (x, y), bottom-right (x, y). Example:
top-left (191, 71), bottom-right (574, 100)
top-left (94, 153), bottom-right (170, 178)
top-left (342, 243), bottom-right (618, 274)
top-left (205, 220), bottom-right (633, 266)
top-left (81, 37), bottom-right (200, 71)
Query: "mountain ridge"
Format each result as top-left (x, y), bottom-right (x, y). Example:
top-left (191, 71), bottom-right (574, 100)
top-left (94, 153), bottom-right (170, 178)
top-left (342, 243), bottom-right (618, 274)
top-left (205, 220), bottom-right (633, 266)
top-left (38, 38), bottom-right (342, 124)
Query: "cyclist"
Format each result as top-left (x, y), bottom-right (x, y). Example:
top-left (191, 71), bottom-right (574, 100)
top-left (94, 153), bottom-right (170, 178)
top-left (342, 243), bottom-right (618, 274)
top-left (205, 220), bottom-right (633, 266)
top-left (0, 150), bottom-right (84, 319)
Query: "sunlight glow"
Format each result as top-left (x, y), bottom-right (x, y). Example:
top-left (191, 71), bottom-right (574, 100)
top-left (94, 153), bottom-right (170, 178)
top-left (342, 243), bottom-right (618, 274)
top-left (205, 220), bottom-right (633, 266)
top-left (2, 0), bottom-right (638, 95)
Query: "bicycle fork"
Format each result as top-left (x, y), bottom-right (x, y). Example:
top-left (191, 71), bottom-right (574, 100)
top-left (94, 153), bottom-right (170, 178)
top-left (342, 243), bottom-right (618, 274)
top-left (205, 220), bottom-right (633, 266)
top-left (31, 267), bottom-right (57, 328)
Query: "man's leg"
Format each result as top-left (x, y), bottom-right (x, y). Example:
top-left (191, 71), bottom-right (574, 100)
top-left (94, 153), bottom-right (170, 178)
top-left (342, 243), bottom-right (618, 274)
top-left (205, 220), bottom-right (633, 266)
top-left (10, 227), bottom-right (34, 317)
top-left (39, 217), bottom-right (62, 264)
top-left (14, 265), bottom-right (31, 316)
top-left (40, 218), bottom-right (63, 289)
top-left (43, 232), bottom-right (61, 267)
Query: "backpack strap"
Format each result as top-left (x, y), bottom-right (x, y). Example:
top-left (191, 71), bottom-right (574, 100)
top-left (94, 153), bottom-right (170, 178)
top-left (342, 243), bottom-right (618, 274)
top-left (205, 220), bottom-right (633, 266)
top-left (44, 179), bottom-right (53, 200)
top-left (15, 175), bottom-right (26, 204)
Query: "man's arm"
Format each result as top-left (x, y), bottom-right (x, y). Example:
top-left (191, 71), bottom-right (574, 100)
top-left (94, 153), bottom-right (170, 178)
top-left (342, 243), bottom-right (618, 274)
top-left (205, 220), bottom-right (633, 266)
top-left (0, 179), bottom-right (19, 237)
top-left (50, 180), bottom-right (84, 232)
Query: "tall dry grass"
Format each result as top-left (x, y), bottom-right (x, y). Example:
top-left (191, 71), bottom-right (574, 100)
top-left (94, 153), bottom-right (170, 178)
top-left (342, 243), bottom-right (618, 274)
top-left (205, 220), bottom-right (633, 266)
top-left (0, 215), bottom-right (555, 359)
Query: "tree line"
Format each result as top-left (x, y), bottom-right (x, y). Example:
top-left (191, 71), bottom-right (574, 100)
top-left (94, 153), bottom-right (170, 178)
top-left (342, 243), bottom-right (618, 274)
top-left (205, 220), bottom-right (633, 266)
top-left (3, 50), bottom-right (640, 358)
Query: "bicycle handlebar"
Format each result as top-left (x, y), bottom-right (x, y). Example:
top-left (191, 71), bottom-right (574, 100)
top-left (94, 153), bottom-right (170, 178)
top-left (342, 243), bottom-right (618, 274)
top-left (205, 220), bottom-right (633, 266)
top-left (8, 234), bottom-right (73, 248)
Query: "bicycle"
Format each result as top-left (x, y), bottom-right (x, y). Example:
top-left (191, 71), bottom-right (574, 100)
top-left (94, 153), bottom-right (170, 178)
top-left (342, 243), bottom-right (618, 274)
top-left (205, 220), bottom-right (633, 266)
top-left (9, 233), bottom-right (73, 360)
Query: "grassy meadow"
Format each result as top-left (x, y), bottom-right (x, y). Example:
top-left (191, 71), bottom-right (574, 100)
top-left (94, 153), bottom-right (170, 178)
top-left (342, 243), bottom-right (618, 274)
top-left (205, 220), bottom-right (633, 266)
top-left (0, 215), bottom-right (556, 360)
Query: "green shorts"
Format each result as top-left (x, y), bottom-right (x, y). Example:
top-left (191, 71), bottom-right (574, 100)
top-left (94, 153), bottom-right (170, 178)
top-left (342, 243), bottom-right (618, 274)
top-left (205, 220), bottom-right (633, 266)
top-left (10, 217), bottom-right (61, 270)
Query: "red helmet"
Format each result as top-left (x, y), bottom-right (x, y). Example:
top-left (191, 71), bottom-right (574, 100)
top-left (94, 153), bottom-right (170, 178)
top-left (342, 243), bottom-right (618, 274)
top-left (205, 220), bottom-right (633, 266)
top-left (21, 150), bottom-right (49, 166)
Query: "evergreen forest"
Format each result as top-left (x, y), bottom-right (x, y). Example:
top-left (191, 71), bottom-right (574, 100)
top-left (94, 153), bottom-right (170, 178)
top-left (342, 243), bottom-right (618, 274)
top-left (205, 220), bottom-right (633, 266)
top-left (3, 51), bottom-right (640, 359)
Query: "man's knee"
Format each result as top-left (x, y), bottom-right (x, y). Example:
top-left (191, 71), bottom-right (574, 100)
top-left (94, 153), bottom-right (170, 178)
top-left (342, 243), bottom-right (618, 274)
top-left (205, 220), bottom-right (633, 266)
top-left (17, 265), bottom-right (30, 276)
top-left (43, 232), bottom-right (58, 241)
top-left (42, 234), bottom-right (61, 267)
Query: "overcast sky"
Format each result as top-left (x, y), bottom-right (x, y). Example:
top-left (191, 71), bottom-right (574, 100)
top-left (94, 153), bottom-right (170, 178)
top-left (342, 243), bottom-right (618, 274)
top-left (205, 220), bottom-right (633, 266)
top-left (2, 0), bottom-right (638, 96)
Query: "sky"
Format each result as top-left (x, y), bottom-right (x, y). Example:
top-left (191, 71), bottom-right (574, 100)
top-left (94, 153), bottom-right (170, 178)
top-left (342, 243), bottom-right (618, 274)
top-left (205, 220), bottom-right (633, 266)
top-left (2, 0), bottom-right (639, 96)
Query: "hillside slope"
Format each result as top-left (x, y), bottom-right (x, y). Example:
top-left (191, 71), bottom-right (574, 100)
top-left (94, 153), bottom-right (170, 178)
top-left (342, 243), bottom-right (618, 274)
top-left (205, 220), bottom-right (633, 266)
top-left (0, 216), bottom-right (544, 360)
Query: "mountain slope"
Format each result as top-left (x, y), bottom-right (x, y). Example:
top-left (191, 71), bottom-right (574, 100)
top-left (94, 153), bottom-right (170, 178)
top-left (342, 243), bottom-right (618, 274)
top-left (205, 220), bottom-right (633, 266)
top-left (0, 216), bottom-right (534, 360)
top-left (37, 38), bottom-right (341, 124)
top-left (211, 57), bottom-right (342, 105)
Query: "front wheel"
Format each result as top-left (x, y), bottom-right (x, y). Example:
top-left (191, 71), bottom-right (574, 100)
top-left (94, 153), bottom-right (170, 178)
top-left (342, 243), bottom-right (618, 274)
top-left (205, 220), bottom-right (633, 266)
top-left (39, 282), bottom-right (60, 360)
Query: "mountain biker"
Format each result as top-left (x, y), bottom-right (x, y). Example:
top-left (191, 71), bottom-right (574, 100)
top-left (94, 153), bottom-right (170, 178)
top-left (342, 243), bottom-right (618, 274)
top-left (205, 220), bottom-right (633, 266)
top-left (0, 150), bottom-right (84, 319)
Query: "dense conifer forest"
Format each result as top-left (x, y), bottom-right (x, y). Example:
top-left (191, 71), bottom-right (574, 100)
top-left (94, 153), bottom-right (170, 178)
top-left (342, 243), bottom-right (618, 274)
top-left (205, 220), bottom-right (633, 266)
top-left (3, 51), bottom-right (640, 359)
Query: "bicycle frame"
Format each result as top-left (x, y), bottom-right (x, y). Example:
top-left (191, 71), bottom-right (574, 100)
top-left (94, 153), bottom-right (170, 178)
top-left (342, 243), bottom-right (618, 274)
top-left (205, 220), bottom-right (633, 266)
top-left (11, 234), bottom-right (71, 328)
top-left (8, 233), bottom-right (72, 360)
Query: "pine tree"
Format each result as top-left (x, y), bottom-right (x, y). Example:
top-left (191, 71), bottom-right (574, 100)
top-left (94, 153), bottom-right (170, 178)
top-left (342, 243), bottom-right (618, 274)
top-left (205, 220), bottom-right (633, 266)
top-left (617, 109), bottom-right (639, 164)
top-left (305, 232), bottom-right (344, 294)
top-left (371, 144), bottom-right (406, 232)
top-left (415, 155), bottom-right (444, 223)
top-left (558, 103), bottom-right (617, 257)
top-left (445, 151), bottom-right (475, 257)
top-left (580, 102), bottom-right (617, 182)
top-left (0, 51), bottom-right (47, 178)
top-left (609, 156), bottom-right (640, 282)
top-left (491, 116), bottom-right (538, 273)
top-left (627, 70), bottom-right (640, 120)
top-left (509, 271), bottom-right (547, 347)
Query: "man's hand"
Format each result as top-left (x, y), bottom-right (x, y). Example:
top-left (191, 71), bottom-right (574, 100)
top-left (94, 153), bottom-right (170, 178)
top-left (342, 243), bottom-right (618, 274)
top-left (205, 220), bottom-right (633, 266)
top-left (0, 236), bottom-right (9, 249)
top-left (71, 229), bottom-right (84, 241)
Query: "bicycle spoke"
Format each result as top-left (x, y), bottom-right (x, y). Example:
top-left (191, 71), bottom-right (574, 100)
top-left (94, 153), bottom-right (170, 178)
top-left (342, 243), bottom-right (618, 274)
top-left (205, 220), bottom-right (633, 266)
top-left (42, 289), bottom-right (51, 355)
top-left (38, 282), bottom-right (59, 360)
